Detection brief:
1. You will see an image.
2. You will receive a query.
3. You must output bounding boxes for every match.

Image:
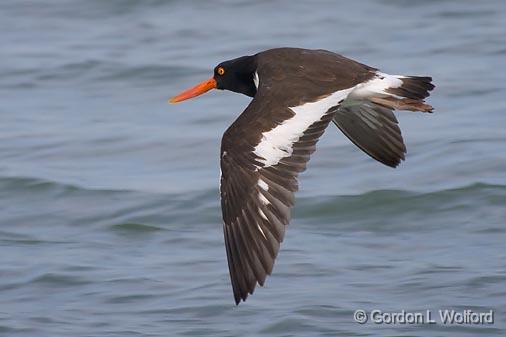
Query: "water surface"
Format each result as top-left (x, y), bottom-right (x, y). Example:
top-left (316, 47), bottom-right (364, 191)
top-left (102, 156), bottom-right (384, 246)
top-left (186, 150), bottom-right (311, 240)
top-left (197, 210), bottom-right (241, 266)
top-left (1, 0), bottom-right (505, 336)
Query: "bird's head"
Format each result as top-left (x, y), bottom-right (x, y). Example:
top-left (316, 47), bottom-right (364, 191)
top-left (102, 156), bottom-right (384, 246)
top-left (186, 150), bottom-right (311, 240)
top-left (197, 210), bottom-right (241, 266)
top-left (169, 55), bottom-right (257, 103)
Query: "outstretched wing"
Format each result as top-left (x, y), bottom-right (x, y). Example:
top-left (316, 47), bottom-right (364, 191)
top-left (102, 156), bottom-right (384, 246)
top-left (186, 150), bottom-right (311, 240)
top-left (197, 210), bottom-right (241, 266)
top-left (333, 100), bottom-right (406, 167)
top-left (220, 91), bottom-right (347, 304)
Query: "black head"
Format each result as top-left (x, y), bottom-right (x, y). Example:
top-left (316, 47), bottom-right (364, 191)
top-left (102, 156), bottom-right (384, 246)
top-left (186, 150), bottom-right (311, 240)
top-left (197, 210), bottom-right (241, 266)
top-left (169, 55), bottom-right (257, 103)
top-left (213, 56), bottom-right (257, 97)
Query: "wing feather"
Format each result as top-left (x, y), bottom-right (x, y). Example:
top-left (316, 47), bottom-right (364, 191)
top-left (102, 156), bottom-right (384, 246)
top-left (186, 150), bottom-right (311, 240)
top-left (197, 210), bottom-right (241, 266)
top-left (332, 100), bottom-right (407, 168)
top-left (220, 99), bottom-right (338, 304)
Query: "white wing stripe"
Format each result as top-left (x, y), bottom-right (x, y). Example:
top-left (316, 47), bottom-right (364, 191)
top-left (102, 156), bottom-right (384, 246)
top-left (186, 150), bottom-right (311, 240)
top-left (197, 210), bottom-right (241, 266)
top-left (258, 178), bottom-right (269, 191)
top-left (350, 71), bottom-right (403, 99)
top-left (252, 88), bottom-right (353, 168)
top-left (256, 224), bottom-right (267, 239)
top-left (258, 208), bottom-right (268, 220)
top-left (258, 192), bottom-right (270, 205)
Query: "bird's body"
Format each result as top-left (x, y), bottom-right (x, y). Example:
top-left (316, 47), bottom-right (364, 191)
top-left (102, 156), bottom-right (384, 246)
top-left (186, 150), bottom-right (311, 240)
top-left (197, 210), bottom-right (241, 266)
top-left (170, 47), bottom-right (435, 304)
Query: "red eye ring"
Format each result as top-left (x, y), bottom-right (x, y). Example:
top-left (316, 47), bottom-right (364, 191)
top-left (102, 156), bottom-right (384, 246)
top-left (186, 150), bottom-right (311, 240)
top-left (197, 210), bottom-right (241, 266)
top-left (217, 67), bottom-right (225, 75)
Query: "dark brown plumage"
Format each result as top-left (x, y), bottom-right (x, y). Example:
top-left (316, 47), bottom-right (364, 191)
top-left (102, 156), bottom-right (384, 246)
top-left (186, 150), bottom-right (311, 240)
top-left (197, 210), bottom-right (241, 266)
top-left (170, 47), bottom-right (435, 304)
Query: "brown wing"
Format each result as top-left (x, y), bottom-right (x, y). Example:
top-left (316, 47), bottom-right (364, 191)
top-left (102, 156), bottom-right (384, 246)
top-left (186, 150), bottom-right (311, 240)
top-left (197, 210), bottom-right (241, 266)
top-left (220, 99), bottom-right (337, 304)
top-left (332, 100), bottom-right (406, 168)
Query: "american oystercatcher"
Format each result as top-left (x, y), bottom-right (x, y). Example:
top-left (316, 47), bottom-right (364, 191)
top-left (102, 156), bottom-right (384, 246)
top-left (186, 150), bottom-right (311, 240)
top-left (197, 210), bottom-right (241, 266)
top-left (170, 48), bottom-right (434, 304)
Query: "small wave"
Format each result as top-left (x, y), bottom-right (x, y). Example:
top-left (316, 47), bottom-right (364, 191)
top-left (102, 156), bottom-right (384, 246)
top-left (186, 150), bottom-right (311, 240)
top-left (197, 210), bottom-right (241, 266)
top-left (294, 182), bottom-right (506, 229)
top-left (0, 176), bottom-right (137, 197)
top-left (0, 176), bottom-right (81, 192)
top-left (30, 273), bottom-right (91, 287)
top-left (0, 175), bottom-right (181, 196)
top-left (109, 222), bottom-right (163, 232)
top-left (0, 230), bottom-right (72, 246)
top-left (0, 60), bottom-right (201, 89)
top-left (104, 293), bottom-right (159, 305)
top-left (95, 63), bottom-right (201, 83)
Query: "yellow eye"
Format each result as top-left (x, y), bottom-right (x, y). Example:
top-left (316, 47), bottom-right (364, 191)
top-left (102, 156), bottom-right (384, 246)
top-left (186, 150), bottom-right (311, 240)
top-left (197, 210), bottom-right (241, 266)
top-left (217, 67), bottom-right (225, 75)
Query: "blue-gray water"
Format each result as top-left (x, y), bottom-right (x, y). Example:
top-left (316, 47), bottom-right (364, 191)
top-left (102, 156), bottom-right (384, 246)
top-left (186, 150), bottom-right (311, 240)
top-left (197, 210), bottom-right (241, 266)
top-left (1, 1), bottom-right (506, 336)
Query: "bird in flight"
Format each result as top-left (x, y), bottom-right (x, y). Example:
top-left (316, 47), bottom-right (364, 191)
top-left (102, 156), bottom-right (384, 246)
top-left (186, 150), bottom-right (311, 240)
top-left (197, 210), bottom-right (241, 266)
top-left (170, 48), bottom-right (434, 305)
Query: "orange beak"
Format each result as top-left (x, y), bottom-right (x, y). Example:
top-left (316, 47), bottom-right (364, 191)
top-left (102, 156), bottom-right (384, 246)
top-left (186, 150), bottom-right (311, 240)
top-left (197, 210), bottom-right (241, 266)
top-left (169, 77), bottom-right (217, 103)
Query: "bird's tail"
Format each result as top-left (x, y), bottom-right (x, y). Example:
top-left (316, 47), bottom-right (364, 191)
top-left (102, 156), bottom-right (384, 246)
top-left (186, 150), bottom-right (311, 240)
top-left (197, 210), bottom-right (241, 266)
top-left (369, 75), bottom-right (435, 112)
